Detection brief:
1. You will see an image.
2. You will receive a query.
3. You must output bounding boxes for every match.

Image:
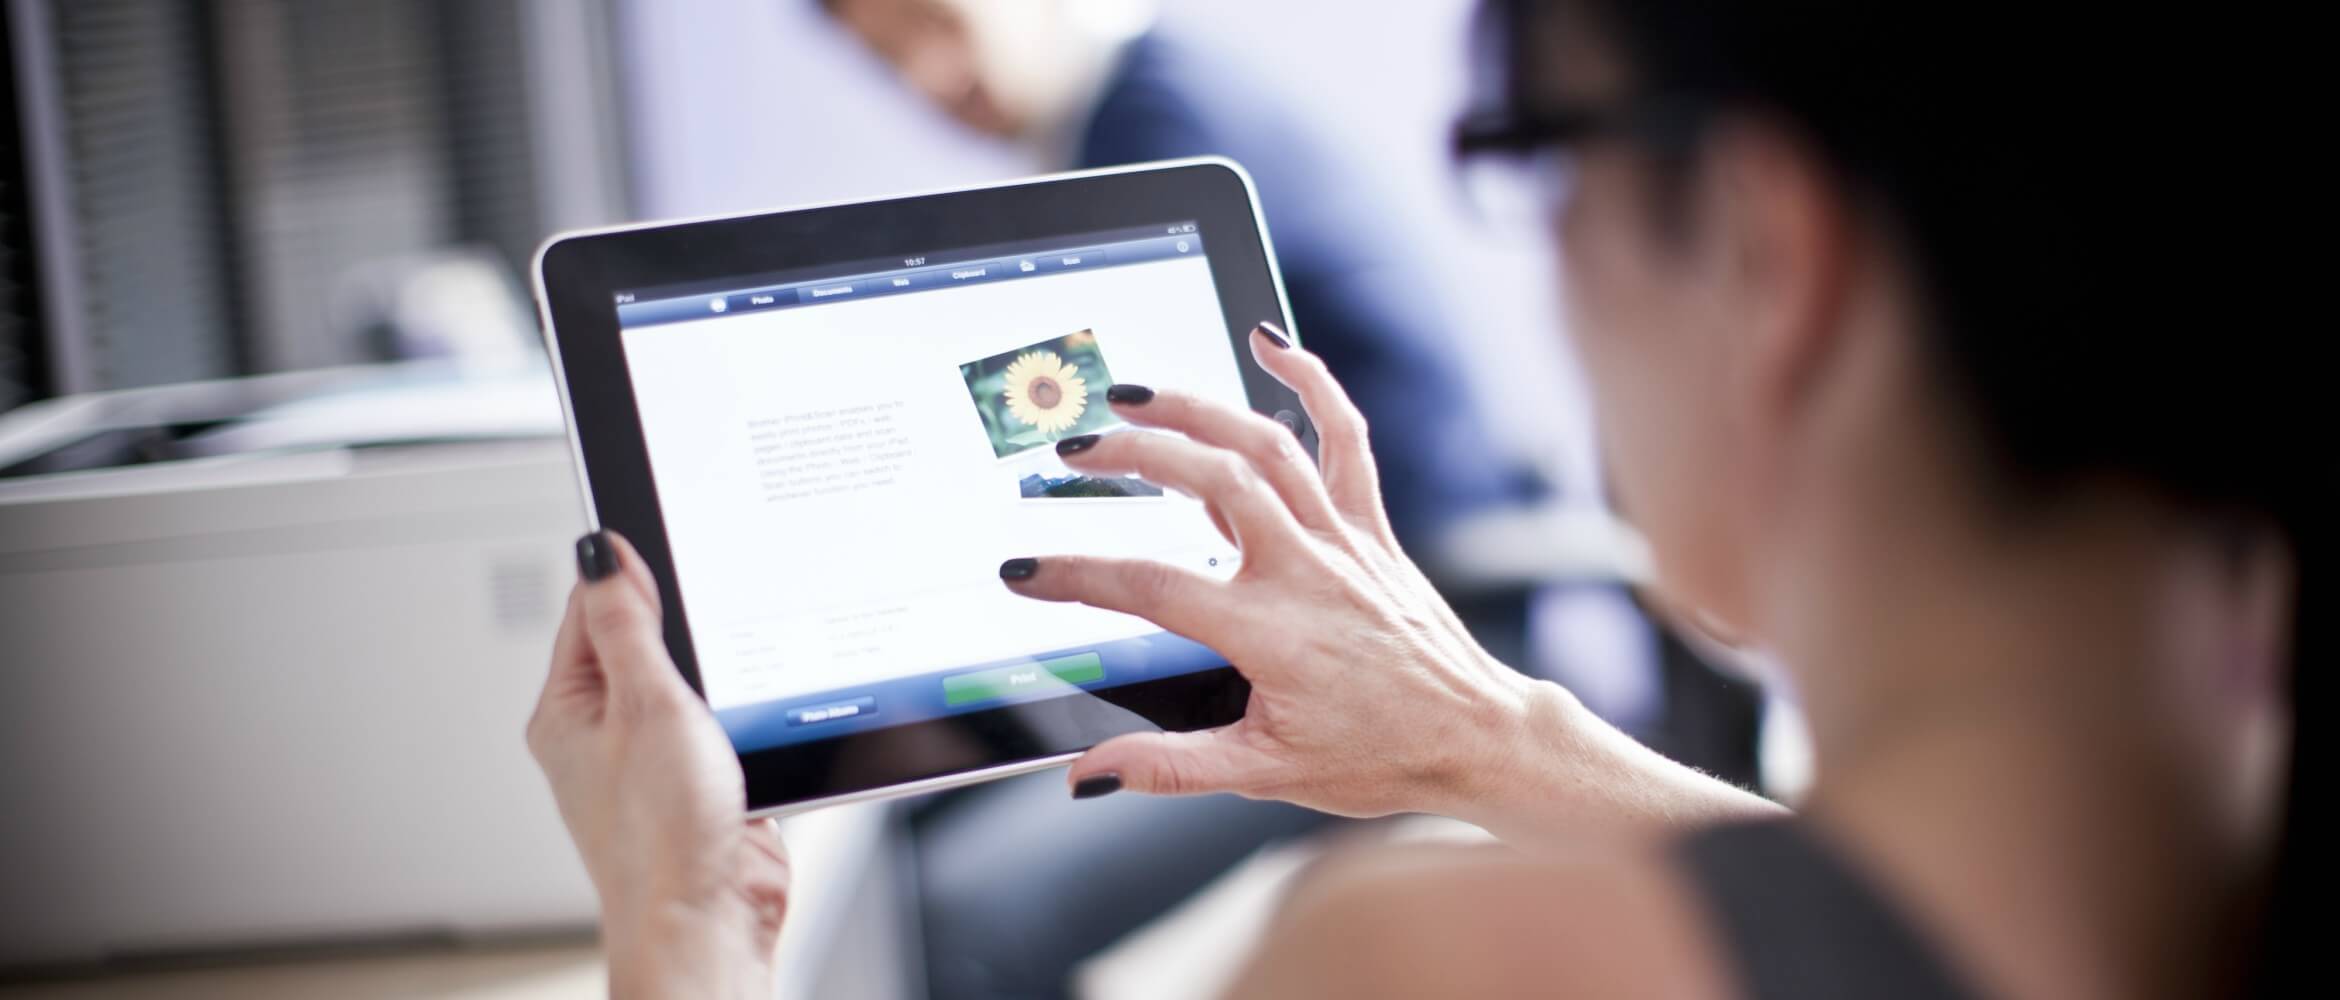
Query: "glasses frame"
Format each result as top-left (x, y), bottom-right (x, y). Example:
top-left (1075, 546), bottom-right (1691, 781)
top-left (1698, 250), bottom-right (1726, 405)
top-left (1452, 96), bottom-right (1710, 161)
top-left (1447, 96), bottom-right (1711, 232)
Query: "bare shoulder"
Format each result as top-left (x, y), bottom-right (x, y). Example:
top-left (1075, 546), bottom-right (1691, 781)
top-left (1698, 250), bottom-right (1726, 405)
top-left (1222, 838), bottom-right (1735, 1000)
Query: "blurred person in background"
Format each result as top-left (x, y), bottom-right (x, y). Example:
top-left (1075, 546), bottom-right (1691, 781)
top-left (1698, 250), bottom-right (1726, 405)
top-left (818, 0), bottom-right (1543, 563)
top-left (531, 0), bottom-right (2308, 996)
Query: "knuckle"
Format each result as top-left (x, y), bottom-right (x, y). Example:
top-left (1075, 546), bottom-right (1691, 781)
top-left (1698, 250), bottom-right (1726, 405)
top-left (1129, 446), bottom-right (1167, 486)
top-left (1290, 345), bottom-right (1334, 379)
top-left (1207, 453), bottom-right (1251, 494)
top-left (524, 707), bottom-right (557, 759)
top-left (1125, 560), bottom-right (1180, 606)
top-left (584, 595), bottom-right (646, 636)
top-left (1150, 755), bottom-right (1194, 796)
top-left (616, 685), bottom-right (683, 727)
top-left (1161, 390), bottom-right (1207, 419)
top-left (1269, 427), bottom-right (1310, 469)
top-left (1196, 394), bottom-right (1248, 426)
top-left (638, 674), bottom-right (692, 713)
top-left (1314, 523), bottom-right (1367, 560)
top-left (1240, 413), bottom-right (1300, 464)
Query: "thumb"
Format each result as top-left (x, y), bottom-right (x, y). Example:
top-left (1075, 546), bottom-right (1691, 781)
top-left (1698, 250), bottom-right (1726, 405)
top-left (575, 531), bottom-right (683, 703)
top-left (1066, 727), bottom-right (1281, 799)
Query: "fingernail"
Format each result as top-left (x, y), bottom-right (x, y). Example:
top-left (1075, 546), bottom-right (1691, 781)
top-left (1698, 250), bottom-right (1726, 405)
top-left (1072, 773), bottom-right (1123, 799)
top-left (1106, 384), bottom-right (1154, 405)
top-left (1254, 322), bottom-right (1291, 350)
top-left (999, 557), bottom-right (1040, 580)
top-left (1056, 433), bottom-right (1101, 455)
top-left (575, 531), bottom-right (618, 582)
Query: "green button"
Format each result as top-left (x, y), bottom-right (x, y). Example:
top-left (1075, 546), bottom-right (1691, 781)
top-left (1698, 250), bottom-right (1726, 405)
top-left (943, 653), bottom-right (1105, 707)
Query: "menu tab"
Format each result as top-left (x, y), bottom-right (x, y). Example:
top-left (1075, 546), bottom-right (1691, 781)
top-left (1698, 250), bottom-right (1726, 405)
top-left (876, 271), bottom-right (933, 293)
top-left (942, 261), bottom-right (999, 284)
top-left (796, 281), bottom-right (860, 304)
top-left (1037, 248), bottom-right (1103, 272)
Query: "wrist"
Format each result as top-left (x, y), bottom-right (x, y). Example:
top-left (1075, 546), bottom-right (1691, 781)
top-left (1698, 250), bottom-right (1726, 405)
top-left (603, 898), bottom-right (778, 1000)
top-left (1433, 672), bottom-right (1786, 851)
top-left (1419, 665), bottom-right (1576, 824)
top-left (1431, 671), bottom-right (1677, 842)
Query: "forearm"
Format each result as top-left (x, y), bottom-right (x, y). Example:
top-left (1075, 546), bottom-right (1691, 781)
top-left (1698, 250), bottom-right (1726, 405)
top-left (603, 902), bottom-right (778, 1000)
top-left (1432, 678), bottom-right (1785, 856)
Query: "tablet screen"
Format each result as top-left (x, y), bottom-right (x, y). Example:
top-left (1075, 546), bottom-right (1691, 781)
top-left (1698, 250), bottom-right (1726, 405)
top-left (612, 222), bottom-right (1245, 753)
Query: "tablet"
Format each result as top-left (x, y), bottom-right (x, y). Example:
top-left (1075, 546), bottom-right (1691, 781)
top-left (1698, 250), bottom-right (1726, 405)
top-left (533, 159), bottom-right (1307, 815)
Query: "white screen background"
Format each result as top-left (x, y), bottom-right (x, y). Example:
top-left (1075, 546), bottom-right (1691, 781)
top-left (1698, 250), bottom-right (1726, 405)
top-left (622, 255), bottom-right (1250, 709)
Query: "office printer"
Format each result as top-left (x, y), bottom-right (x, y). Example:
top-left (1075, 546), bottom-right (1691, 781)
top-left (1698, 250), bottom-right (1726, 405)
top-left (0, 364), bottom-right (596, 967)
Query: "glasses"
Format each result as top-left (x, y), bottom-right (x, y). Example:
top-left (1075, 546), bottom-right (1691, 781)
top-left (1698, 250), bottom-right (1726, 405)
top-left (1455, 104), bottom-right (1643, 157)
top-left (1449, 97), bottom-right (1708, 232)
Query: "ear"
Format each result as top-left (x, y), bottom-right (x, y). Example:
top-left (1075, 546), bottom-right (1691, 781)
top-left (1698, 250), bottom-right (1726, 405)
top-left (1700, 120), bottom-right (1854, 443)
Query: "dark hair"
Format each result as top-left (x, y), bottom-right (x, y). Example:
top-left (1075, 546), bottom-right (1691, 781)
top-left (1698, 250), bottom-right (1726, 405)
top-left (1496, 0), bottom-right (2316, 991)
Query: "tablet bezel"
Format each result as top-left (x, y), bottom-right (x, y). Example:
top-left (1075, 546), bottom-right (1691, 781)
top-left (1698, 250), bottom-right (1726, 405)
top-left (533, 159), bottom-right (1303, 815)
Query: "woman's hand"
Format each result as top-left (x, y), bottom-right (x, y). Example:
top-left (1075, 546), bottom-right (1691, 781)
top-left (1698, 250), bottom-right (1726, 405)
top-left (1006, 324), bottom-right (1545, 818)
top-left (528, 531), bottom-right (789, 999)
top-left (1009, 325), bottom-right (1780, 845)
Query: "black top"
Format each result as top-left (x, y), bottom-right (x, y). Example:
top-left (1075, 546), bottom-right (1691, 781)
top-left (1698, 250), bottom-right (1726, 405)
top-left (1675, 819), bottom-right (1978, 1000)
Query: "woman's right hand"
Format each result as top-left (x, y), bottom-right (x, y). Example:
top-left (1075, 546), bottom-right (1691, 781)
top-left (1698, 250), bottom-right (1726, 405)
top-left (1010, 324), bottom-right (1780, 844)
top-left (1005, 324), bottom-right (1560, 820)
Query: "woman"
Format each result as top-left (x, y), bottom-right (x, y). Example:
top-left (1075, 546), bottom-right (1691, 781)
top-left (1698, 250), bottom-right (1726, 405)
top-left (527, 1), bottom-right (2307, 996)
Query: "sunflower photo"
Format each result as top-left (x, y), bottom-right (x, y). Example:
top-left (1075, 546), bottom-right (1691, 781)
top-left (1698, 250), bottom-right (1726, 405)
top-left (959, 329), bottom-right (1124, 459)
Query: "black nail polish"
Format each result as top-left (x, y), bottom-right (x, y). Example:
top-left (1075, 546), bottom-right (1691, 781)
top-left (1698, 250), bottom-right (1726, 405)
top-left (1254, 322), bottom-right (1291, 349)
top-left (1056, 433), bottom-right (1101, 455)
top-left (1106, 384), bottom-right (1155, 405)
top-left (999, 557), bottom-right (1040, 580)
top-left (575, 532), bottom-right (618, 582)
top-left (1072, 773), bottom-right (1123, 799)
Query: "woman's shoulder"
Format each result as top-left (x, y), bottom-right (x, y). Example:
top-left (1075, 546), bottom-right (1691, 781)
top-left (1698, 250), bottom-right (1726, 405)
top-left (1221, 835), bottom-right (1737, 1000)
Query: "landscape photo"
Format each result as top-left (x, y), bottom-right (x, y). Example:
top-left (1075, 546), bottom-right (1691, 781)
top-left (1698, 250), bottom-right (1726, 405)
top-left (1017, 470), bottom-right (1165, 500)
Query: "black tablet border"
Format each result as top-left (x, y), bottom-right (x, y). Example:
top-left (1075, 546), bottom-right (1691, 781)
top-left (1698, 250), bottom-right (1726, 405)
top-left (536, 160), bottom-right (1301, 812)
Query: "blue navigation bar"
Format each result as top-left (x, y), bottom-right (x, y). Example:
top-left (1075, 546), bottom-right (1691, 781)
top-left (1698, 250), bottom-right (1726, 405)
top-left (617, 229), bottom-right (1208, 329)
top-left (715, 631), bottom-right (1228, 753)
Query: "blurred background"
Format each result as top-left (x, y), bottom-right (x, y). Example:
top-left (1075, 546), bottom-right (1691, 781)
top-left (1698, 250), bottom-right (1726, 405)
top-left (0, 1), bottom-right (1791, 996)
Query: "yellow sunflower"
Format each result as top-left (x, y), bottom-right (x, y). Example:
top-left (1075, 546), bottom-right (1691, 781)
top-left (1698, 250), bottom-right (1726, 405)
top-left (1001, 349), bottom-right (1088, 432)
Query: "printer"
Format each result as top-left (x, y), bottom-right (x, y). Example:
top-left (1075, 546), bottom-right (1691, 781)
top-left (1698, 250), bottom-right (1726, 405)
top-left (0, 363), bottom-right (597, 967)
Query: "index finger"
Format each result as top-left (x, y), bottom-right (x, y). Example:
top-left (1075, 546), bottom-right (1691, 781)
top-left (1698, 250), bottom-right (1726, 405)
top-left (1059, 429), bottom-right (1310, 558)
top-left (1000, 553), bottom-right (1254, 665)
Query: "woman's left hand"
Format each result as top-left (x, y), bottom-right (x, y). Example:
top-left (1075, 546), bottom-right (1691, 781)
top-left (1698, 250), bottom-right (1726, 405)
top-left (528, 530), bottom-right (790, 999)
